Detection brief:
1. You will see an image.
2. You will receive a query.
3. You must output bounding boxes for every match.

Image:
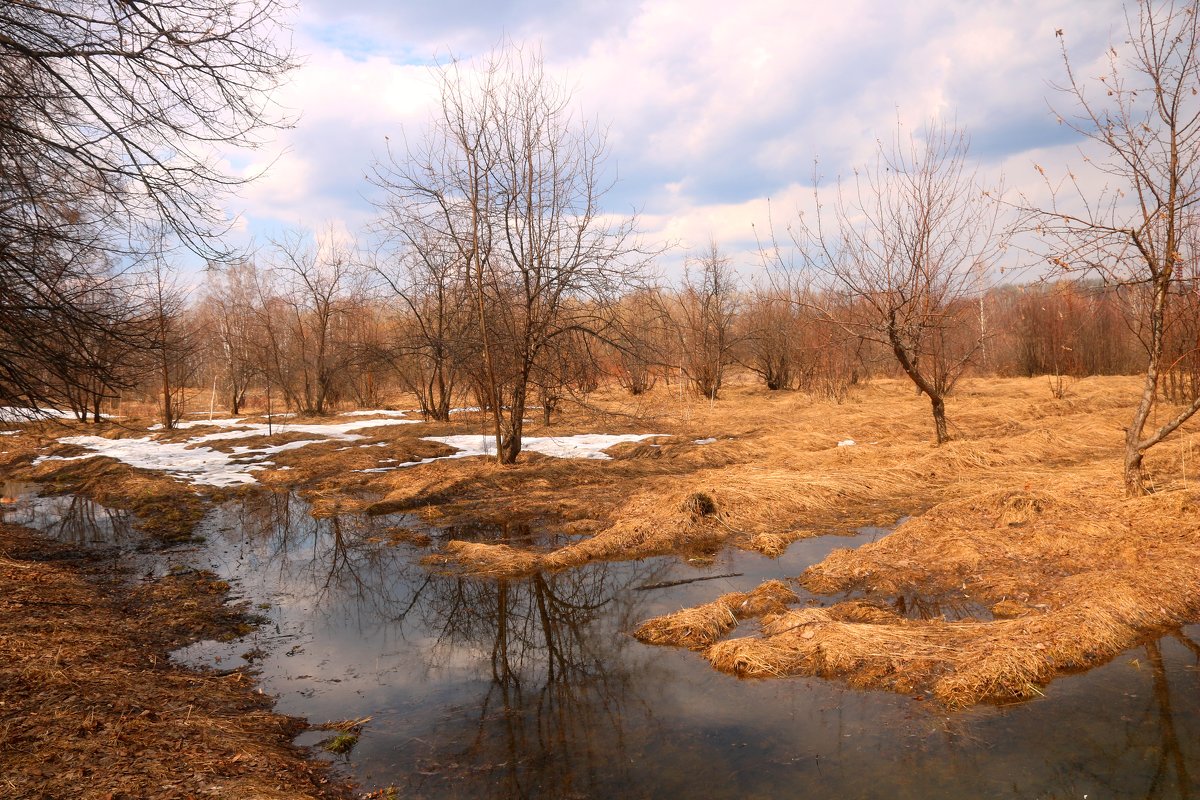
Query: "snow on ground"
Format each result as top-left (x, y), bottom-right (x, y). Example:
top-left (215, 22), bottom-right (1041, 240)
top-left (35, 436), bottom-right (266, 487)
top-left (1, 407), bottom-right (79, 422)
top-left (338, 410), bottom-right (412, 418)
top-left (32, 413), bottom-right (665, 486)
top-left (34, 417), bottom-right (422, 488)
top-left (350, 433), bottom-right (666, 474)
top-left (425, 433), bottom-right (665, 460)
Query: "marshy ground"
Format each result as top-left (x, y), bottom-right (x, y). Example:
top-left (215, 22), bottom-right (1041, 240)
top-left (3, 373), bottom-right (1200, 794)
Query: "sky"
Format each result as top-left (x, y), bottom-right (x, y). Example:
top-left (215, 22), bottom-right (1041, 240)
top-left (226, 0), bottom-right (1127, 281)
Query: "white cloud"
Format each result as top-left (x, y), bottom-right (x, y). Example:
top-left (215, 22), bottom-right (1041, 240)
top-left (218, 0), bottom-right (1129, 283)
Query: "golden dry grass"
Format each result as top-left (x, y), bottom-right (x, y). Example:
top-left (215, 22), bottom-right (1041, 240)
top-left (11, 374), bottom-right (1200, 710)
top-left (421, 375), bottom-right (1139, 576)
top-left (633, 580), bottom-right (799, 649)
top-left (623, 376), bottom-right (1200, 707)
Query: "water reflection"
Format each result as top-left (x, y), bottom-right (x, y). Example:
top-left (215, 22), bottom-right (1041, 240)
top-left (6, 486), bottom-right (1200, 798)
top-left (179, 493), bottom-right (675, 797)
top-left (889, 592), bottom-right (994, 622)
top-left (1145, 636), bottom-right (1194, 799)
top-left (0, 481), bottom-right (136, 545)
top-left (404, 568), bottom-right (660, 797)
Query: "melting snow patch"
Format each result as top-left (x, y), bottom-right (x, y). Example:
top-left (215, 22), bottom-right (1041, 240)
top-left (693, 438), bottom-right (717, 445)
top-left (339, 409), bottom-right (411, 418)
top-left (34, 436), bottom-right (263, 487)
top-left (422, 433), bottom-right (664, 462)
top-left (36, 416), bottom-right (422, 487)
top-left (0, 407), bottom-right (76, 422)
top-left (837, 439), bottom-right (856, 447)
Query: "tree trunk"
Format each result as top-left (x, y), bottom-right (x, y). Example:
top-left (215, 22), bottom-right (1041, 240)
top-left (160, 356), bottom-right (174, 430)
top-left (930, 393), bottom-right (949, 445)
top-left (1125, 449), bottom-right (1148, 497)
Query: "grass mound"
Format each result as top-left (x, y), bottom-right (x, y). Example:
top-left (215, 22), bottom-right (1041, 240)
top-left (640, 480), bottom-right (1200, 707)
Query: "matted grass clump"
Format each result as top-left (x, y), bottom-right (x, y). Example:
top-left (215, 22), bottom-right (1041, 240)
top-left (638, 477), bottom-right (1200, 708)
top-left (633, 580), bottom-right (799, 649)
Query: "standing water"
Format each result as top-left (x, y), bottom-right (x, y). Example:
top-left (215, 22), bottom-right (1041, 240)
top-left (3, 484), bottom-right (1198, 798)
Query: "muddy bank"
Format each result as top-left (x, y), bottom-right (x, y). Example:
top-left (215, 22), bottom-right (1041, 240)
top-left (0, 522), bottom-right (353, 800)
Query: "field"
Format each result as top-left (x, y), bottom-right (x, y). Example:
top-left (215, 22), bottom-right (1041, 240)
top-left (4, 373), bottom-right (1200, 793)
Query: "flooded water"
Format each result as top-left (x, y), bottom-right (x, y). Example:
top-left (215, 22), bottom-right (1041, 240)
top-left (4, 483), bottom-right (1200, 798)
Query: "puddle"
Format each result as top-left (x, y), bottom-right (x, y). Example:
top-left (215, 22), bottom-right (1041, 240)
top-left (4, 488), bottom-right (1200, 798)
top-left (1, 481), bottom-right (139, 546)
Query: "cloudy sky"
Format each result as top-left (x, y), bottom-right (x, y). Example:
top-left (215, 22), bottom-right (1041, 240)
top-left (230, 0), bottom-right (1126, 277)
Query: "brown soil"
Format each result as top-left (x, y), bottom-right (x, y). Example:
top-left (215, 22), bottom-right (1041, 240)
top-left (0, 523), bottom-right (354, 800)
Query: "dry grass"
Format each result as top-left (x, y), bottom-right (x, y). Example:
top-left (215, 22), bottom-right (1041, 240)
top-left (422, 375), bottom-right (1134, 576)
top-left (9, 374), bottom-right (1200, 710)
top-left (633, 580), bottom-right (799, 649)
top-left (637, 444), bottom-right (1200, 707)
top-left (0, 524), bottom-right (352, 800)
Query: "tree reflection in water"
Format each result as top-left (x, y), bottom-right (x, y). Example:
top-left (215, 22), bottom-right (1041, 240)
top-left (1145, 634), bottom-right (1195, 799)
top-left (188, 492), bottom-right (1200, 799)
top-left (213, 491), bottom-right (429, 623)
top-left (204, 491), bottom-right (670, 797)
top-left (404, 563), bottom-right (669, 798)
top-left (0, 483), bottom-right (135, 545)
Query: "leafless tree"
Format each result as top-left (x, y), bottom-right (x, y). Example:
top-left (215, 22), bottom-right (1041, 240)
top-left (1035, 0), bottom-right (1200, 494)
top-left (786, 121), bottom-right (1005, 443)
top-left (670, 242), bottom-right (740, 400)
top-left (611, 289), bottom-right (671, 396)
top-left (0, 0), bottom-right (294, 410)
top-left (266, 230), bottom-right (365, 415)
top-left (200, 261), bottom-right (263, 415)
top-left (371, 46), bottom-right (650, 462)
top-left (368, 230), bottom-right (474, 421)
top-left (739, 277), bottom-right (802, 391)
top-left (140, 259), bottom-right (198, 429)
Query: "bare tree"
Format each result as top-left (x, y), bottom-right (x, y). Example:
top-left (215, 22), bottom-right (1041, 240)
top-left (0, 0), bottom-right (294, 409)
top-left (268, 230), bottom-right (364, 415)
top-left (1036, 0), bottom-right (1200, 494)
top-left (368, 230), bottom-right (473, 421)
top-left (786, 121), bottom-right (1005, 443)
top-left (372, 46), bottom-right (649, 463)
top-left (141, 259), bottom-right (198, 429)
top-left (740, 277), bottom-right (802, 391)
top-left (611, 289), bottom-right (671, 396)
top-left (670, 242), bottom-right (740, 400)
top-left (200, 261), bottom-right (263, 415)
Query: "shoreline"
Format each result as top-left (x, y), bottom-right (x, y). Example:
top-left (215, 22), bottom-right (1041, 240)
top-left (0, 521), bottom-right (356, 800)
